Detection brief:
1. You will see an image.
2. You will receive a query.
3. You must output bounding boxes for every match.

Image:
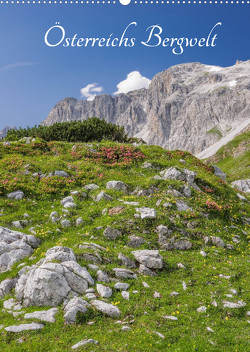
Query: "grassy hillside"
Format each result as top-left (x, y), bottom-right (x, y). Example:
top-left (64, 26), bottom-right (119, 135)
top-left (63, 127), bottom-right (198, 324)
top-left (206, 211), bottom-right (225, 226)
top-left (206, 130), bottom-right (250, 182)
top-left (0, 139), bottom-right (249, 352)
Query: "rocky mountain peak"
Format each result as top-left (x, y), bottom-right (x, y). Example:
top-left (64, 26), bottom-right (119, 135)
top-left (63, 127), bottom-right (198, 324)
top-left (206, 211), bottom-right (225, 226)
top-left (42, 60), bottom-right (250, 155)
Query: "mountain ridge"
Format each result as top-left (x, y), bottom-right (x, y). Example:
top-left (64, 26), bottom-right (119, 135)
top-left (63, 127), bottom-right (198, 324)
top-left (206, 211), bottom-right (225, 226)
top-left (42, 60), bottom-right (250, 155)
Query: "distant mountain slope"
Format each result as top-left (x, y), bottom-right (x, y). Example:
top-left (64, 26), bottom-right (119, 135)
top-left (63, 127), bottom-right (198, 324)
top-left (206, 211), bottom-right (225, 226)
top-left (42, 60), bottom-right (250, 154)
top-left (205, 128), bottom-right (250, 182)
top-left (0, 126), bottom-right (16, 139)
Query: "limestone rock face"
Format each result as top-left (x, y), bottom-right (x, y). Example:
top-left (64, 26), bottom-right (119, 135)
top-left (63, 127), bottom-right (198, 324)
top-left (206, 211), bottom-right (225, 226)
top-left (0, 226), bottom-right (41, 273)
top-left (15, 246), bottom-right (94, 307)
top-left (42, 61), bottom-right (250, 154)
top-left (232, 179), bottom-right (250, 193)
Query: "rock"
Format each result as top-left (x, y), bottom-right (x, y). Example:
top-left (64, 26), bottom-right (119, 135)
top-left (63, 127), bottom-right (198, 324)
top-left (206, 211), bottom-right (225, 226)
top-left (55, 170), bottom-right (69, 177)
top-left (5, 323), bottom-right (44, 332)
top-left (96, 191), bottom-right (113, 202)
top-left (96, 284), bottom-right (112, 298)
top-left (121, 326), bottom-right (131, 331)
top-left (211, 236), bottom-right (225, 248)
top-left (237, 193), bottom-right (247, 201)
top-left (84, 184), bottom-right (99, 191)
top-left (76, 217), bottom-right (83, 226)
top-left (142, 281), bottom-right (150, 288)
top-left (97, 270), bottom-right (110, 283)
top-left (127, 235), bottom-right (145, 248)
top-left (61, 196), bottom-right (76, 209)
top-left (61, 219), bottom-right (71, 228)
top-left (223, 301), bottom-right (246, 308)
top-left (182, 185), bottom-right (191, 198)
top-left (200, 250), bottom-right (207, 257)
top-left (177, 263), bottom-right (186, 269)
top-left (108, 206), bottom-right (125, 216)
top-left (231, 179), bottom-right (250, 193)
top-left (176, 200), bottom-right (192, 212)
top-left (7, 190), bottom-right (24, 200)
top-left (113, 268), bottom-right (137, 280)
top-left (0, 278), bottom-right (17, 298)
top-left (103, 226), bottom-right (122, 240)
top-left (24, 308), bottom-right (58, 323)
top-left (11, 221), bottom-right (23, 229)
top-left (135, 207), bottom-right (157, 219)
top-left (170, 291), bottom-right (179, 297)
top-left (15, 246), bottom-right (94, 307)
top-left (3, 298), bottom-right (22, 310)
top-left (106, 181), bottom-right (128, 193)
top-left (173, 240), bottom-right (192, 250)
top-left (0, 226), bottom-right (40, 273)
top-left (162, 315), bottom-right (178, 321)
top-left (197, 306), bottom-right (207, 313)
top-left (45, 246), bottom-right (76, 262)
top-left (132, 250), bottom-right (163, 269)
top-left (160, 167), bottom-right (184, 180)
top-left (64, 297), bottom-right (89, 323)
top-left (141, 162), bottom-right (153, 169)
top-left (114, 282), bottom-right (130, 291)
top-left (138, 264), bottom-right (156, 276)
top-left (91, 300), bottom-right (121, 317)
top-left (121, 291), bottom-right (129, 300)
top-left (118, 253), bottom-right (136, 269)
top-left (212, 165), bottom-right (226, 180)
top-left (72, 339), bottom-right (99, 350)
top-left (43, 61), bottom-right (250, 156)
top-left (124, 201), bottom-right (139, 206)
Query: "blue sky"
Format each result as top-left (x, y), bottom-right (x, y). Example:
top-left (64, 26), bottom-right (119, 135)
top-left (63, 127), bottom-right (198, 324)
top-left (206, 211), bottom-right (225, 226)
top-left (0, 3), bottom-right (249, 129)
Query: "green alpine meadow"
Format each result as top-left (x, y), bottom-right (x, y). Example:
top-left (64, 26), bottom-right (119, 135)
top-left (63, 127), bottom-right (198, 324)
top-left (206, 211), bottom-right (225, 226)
top-left (0, 125), bottom-right (249, 352)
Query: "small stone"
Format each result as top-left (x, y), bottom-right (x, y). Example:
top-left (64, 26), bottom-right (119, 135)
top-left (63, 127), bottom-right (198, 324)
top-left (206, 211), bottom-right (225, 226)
top-left (121, 291), bottom-right (129, 300)
top-left (7, 190), bottom-right (24, 200)
top-left (197, 306), bottom-right (207, 313)
top-left (121, 326), bottom-right (131, 331)
top-left (55, 170), bottom-right (69, 177)
top-left (96, 284), bottom-right (112, 298)
top-left (162, 315), bottom-right (178, 321)
top-left (200, 250), bottom-right (207, 257)
top-left (61, 219), bottom-right (71, 228)
top-left (5, 323), bottom-right (44, 332)
top-left (207, 327), bottom-right (214, 333)
top-left (132, 250), bottom-right (163, 269)
top-left (223, 301), bottom-right (246, 308)
top-left (142, 281), bottom-right (150, 288)
top-left (24, 308), bottom-right (58, 323)
top-left (76, 218), bottom-right (83, 226)
top-left (84, 184), bottom-right (99, 191)
top-left (118, 253), bottom-right (136, 269)
top-left (114, 282), bottom-right (130, 291)
top-left (96, 191), bottom-right (113, 202)
top-left (170, 291), bottom-right (179, 297)
top-left (153, 291), bottom-right (161, 298)
top-left (97, 270), bottom-right (110, 283)
top-left (103, 226), bottom-right (122, 240)
top-left (135, 207), bottom-right (157, 219)
top-left (113, 268), bottom-right (137, 280)
top-left (177, 263), bottom-right (186, 269)
top-left (71, 339), bottom-right (99, 350)
top-left (106, 181), bottom-right (128, 193)
top-left (91, 300), bottom-right (121, 317)
top-left (127, 235), bottom-right (145, 248)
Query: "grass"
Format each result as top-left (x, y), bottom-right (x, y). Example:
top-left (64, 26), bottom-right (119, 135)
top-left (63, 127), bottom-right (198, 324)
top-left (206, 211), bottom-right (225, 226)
top-left (206, 127), bottom-right (223, 139)
top-left (0, 139), bottom-right (249, 351)
top-left (206, 130), bottom-right (250, 182)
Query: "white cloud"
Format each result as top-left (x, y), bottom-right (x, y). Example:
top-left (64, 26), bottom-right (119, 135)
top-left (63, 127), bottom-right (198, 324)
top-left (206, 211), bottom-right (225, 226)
top-left (114, 71), bottom-right (151, 95)
top-left (80, 83), bottom-right (104, 101)
top-left (0, 61), bottom-right (36, 72)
